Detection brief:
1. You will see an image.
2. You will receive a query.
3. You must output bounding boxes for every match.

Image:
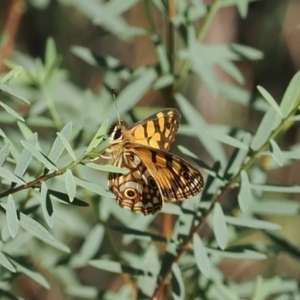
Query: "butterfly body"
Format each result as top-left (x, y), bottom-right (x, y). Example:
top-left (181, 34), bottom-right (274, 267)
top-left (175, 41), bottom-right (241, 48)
top-left (103, 109), bottom-right (204, 215)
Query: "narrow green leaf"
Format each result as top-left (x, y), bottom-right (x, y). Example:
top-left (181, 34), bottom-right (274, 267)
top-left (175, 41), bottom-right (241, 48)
top-left (74, 177), bottom-right (114, 198)
top-left (48, 122), bottom-right (72, 163)
top-left (6, 195), bottom-right (18, 238)
top-left (250, 108), bottom-right (277, 151)
top-left (225, 216), bottom-right (281, 230)
top-left (111, 226), bottom-right (167, 242)
top-left (21, 141), bottom-right (57, 170)
top-left (213, 203), bottom-right (228, 250)
top-left (193, 234), bottom-right (212, 277)
top-left (0, 251), bottom-right (16, 272)
top-left (206, 248), bottom-right (266, 260)
top-left (57, 132), bottom-right (76, 161)
top-left (72, 224), bottom-right (105, 267)
top-left (252, 276), bottom-right (280, 300)
top-left (17, 121), bottom-right (35, 141)
top-left (85, 162), bottom-right (127, 174)
top-left (0, 144), bottom-right (10, 167)
top-left (89, 259), bottom-right (122, 273)
top-left (0, 81), bottom-right (29, 104)
top-left (0, 101), bottom-right (24, 122)
top-left (0, 166), bottom-right (25, 184)
top-left (1, 66), bottom-right (22, 84)
top-left (48, 189), bottom-right (88, 207)
top-left (172, 263), bottom-right (185, 300)
top-left (89, 259), bottom-right (149, 276)
top-left (280, 70), bottom-right (300, 117)
top-left (105, 67), bottom-right (157, 119)
top-left (236, 0), bottom-right (249, 18)
top-left (19, 212), bottom-right (54, 241)
top-left (257, 85), bottom-right (283, 117)
top-left (14, 133), bottom-right (37, 177)
top-left (151, 33), bottom-right (170, 73)
top-left (251, 199), bottom-right (300, 216)
top-left (86, 119), bottom-right (108, 153)
top-left (250, 184), bottom-right (300, 193)
top-left (41, 182), bottom-right (54, 228)
top-left (10, 258), bottom-right (50, 289)
top-left (269, 139), bottom-right (283, 166)
top-left (71, 46), bottom-right (98, 66)
top-left (207, 130), bottom-right (248, 150)
top-left (175, 93), bottom-right (227, 167)
top-left (65, 169), bottom-right (76, 202)
top-left (238, 170), bottom-right (253, 212)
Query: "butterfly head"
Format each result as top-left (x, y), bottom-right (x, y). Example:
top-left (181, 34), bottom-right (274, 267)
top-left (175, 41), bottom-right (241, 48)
top-left (105, 120), bottom-right (128, 145)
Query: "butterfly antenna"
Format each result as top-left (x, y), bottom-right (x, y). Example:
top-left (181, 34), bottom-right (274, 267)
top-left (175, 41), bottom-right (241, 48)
top-left (111, 87), bottom-right (121, 125)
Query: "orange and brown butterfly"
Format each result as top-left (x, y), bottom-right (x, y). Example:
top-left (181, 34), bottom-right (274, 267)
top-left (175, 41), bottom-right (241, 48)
top-left (102, 108), bottom-right (204, 215)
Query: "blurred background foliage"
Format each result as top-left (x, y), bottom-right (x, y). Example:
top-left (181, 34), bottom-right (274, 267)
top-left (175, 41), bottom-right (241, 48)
top-left (0, 0), bottom-right (300, 299)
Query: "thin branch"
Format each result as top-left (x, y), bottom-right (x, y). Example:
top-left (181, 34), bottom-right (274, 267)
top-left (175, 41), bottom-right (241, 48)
top-left (0, 0), bottom-right (25, 72)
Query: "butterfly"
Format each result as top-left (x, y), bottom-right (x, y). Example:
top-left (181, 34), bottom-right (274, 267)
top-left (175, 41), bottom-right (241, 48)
top-left (102, 108), bottom-right (204, 215)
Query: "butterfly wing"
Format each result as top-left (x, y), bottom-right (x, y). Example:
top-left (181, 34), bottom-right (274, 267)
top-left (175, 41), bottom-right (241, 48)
top-left (108, 153), bottom-right (163, 215)
top-left (130, 146), bottom-right (204, 201)
top-left (127, 108), bottom-right (181, 151)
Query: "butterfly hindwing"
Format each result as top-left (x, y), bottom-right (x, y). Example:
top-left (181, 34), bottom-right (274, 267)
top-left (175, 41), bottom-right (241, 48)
top-left (108, 154), bottom-right (163, 215)
top-left (127, 108), bottom-right (181, 151)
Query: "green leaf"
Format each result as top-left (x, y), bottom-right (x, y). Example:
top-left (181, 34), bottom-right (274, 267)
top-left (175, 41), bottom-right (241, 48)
top-left (47, 189), bottom-right (88, 207)
top-left (236, 0), bottom-right (249, 19)
top-left (280, 70), bottom-right (300, 117)
top-left (41, 182), bottom-right (54, 228)
top-left (207, 130), bottom-right (248, 150)
top-left (71, 224), bottom-right (105, 267)
top-left (21, 141), bottom-right (58, 170)
top-left (17, 121), bottom-right (35, 141)
top-left (257, 85), bottom-right (283, 117)
top-left (238, 170), bottom-right (252, 212)
top-left (0, 101), bottom-right (25, 122)
top-left (86, 119), bottom-right (108, 153)
top-left (250, 184), bottom-right (300, 193)
top-left (18, 211), bottom-right (54, 241)
top-left (105, 67), bottom-right (157, 119)
top-left (0, 81), bottom-right (29, 104)
top-left (65, 169), bottom-right (76, 202)
top-left (48, 122), bottom-right (72, 163)
top-left (57, 132), bottom-right (76, 161)
top-left (0, 143), bottom-right (10, 167)
top-left (85, 162), bottom-right (127, 174)
top-left (172, 263), bottom-right (185, 300)
top-left (225, 216), bottom-right (281, 230)
top-left (74, 177), bottom-right (114, 198)
top-left (89, 259), bottom-right (150, 276)
top-left (206, 248), bottom-right (266, 260)
top-left (252, 276), bottom-right (280, 300)
top-left (269, 139), bottom-right (283, 166)
top-left (14, 133), bottom-right (37, 177)
top-left (10, 258), bottom-right (50, 289)
top-left (0, 166), bottom-right (25, 184)
top-left (193, 233), bottom-right (212, 277)
top-left (1, 66), bottom-right (22, 84)
top-left (111, 226), bottom-right (167, 243)
top-left (151, 33), bottom-right (170, 73)
top-left (213, 203), bottom-right (228, 250)
top-left (250, 108), bottom-right (277, 151)
top-left (175, 93), bottom-right (227, 167)
top-left (6, 195), bottom-right (18, 238)
top-left (0, 251), bottom-right (16, 272)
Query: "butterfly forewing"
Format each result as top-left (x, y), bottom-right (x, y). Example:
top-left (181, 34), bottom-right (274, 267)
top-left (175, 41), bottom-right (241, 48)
top-left (131, 146), bottom-right (204, 201)
top-left (127, 109), bottom-right (181, 151)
